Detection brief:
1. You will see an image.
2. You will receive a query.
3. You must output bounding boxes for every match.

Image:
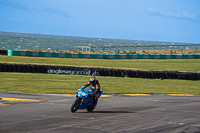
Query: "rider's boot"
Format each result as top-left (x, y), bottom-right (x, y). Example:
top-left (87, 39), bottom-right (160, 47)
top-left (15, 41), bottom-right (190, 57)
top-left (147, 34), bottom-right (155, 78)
top-left (93, 99), bottom-right (98, 107)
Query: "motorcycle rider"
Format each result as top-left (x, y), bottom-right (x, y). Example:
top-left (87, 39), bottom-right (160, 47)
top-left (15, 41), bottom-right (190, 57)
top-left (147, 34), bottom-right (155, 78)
top-left (82, 76), bottom-right (100, 108)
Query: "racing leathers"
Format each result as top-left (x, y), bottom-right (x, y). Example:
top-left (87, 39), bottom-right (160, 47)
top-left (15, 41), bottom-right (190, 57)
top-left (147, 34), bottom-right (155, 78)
top-left (82, 80), bottom-right (100, 107)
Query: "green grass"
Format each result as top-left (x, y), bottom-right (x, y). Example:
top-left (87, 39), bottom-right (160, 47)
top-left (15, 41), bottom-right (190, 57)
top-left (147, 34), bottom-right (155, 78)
top-left (1, 55), bottom-right (200, 95)
top-left (0, 72), bottom-right (200, 95)
top-left (0, 55), bottom-right (200, 71)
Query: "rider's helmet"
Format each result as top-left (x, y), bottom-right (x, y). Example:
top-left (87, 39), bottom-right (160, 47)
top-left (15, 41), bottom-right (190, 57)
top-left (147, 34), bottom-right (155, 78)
top-left (90, 76), bottom-right (96, 85)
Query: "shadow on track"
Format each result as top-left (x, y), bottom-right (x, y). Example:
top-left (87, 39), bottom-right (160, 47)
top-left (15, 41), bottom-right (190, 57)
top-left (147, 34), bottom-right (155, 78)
top-left (79, 110), bottom-right (135, 113)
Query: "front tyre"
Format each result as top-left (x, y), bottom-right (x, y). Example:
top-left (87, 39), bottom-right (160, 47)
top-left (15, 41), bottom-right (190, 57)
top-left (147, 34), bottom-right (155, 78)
top-left (71, 99), bottom-right (81, 113)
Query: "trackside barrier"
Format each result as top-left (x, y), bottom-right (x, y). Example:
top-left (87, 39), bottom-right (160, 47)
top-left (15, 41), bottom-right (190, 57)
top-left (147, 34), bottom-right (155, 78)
top-left (7, 50), bottom-right (200, 59)
top-left (1, 63), bottom-right (200, 80)
top-left (0, 50), bottom-right (7, 55)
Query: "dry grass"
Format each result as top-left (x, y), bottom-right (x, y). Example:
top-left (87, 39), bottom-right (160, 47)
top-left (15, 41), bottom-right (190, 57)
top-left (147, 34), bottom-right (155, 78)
top-left (3, 48), bottom-right (200, 55)
top-left (75, 49), bottom-right (200, 55)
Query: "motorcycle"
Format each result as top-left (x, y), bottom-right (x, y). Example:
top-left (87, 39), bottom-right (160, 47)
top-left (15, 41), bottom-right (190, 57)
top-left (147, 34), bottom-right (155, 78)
top-left (71, 87), bottom-right (103, 113)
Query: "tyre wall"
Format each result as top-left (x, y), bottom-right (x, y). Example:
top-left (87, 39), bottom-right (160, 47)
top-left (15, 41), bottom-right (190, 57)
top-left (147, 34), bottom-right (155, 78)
top-left (1, 63), bottom-right (200, 80)
top-left (7, 50), bottom-right (200, 59)
top-left (0, 50), bottom-right (7, 55)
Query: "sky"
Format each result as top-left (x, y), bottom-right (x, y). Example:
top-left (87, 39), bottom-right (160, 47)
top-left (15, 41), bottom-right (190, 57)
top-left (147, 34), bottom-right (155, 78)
top-left (0, 0), bottom-right (200, 43)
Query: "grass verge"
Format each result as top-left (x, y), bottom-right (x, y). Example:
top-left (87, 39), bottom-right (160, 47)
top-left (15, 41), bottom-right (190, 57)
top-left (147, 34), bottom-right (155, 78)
top-left (0, 72), bottom-right (200, 95)
top-left (1, 55), bottom-right (200, 71)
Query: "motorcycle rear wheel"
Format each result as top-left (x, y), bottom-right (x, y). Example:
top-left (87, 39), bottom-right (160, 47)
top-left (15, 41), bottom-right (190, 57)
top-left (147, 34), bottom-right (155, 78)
top-left (71, 99), bottom-right (81, 113)
top-left (86, 106), bottom-right (95, 112)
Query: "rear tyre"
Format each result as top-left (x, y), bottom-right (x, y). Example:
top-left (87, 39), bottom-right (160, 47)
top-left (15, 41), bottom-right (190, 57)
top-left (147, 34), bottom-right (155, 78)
top-left (87, 106), bottom-right (95, 112)
top-left (71, 99), bottom-right (81, 113)
top-left (87, 101), bottom-right (98, 112)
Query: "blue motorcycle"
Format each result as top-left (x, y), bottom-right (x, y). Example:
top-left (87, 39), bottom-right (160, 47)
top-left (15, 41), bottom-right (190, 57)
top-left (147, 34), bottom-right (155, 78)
top-left (71, 87), bottom-right (103, 113)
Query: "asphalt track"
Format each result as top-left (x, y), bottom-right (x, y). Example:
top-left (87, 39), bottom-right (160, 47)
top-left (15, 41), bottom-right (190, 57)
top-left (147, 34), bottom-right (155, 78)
top-left (0, 91), bottom-right (200, 133)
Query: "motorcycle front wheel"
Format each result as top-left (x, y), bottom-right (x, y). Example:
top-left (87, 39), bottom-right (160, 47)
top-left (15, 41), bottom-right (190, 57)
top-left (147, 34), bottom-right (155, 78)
top-left (71, 99), bottom-right (81, 113)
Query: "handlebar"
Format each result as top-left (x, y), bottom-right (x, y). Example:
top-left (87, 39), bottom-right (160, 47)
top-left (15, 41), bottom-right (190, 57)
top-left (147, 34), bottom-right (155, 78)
top-left (80, 87), bottom-right (86, 92)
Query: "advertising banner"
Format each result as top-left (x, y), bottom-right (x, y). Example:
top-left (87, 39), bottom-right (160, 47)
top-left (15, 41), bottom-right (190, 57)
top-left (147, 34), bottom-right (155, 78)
top-left (47, 68), bottom-right (99, 76)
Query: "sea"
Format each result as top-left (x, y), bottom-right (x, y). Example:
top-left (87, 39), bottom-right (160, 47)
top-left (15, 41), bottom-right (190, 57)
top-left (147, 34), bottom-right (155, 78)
top-left (0, 31), bottom-right (197, 52)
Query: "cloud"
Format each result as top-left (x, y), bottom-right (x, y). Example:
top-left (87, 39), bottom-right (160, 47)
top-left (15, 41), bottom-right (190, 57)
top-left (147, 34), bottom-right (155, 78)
top-left (40, 8), bottom-right (70, 18)
top-left (0, 0), bottom-right (70, 18)
top-left (147, 8), bottom-right (196, 20)
top-left (0, 0), bottom-right (30, 11)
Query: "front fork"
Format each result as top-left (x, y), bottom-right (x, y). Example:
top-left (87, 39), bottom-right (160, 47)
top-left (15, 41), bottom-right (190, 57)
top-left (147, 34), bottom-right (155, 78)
top-left (76, 97), bottom-right (83, 106)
